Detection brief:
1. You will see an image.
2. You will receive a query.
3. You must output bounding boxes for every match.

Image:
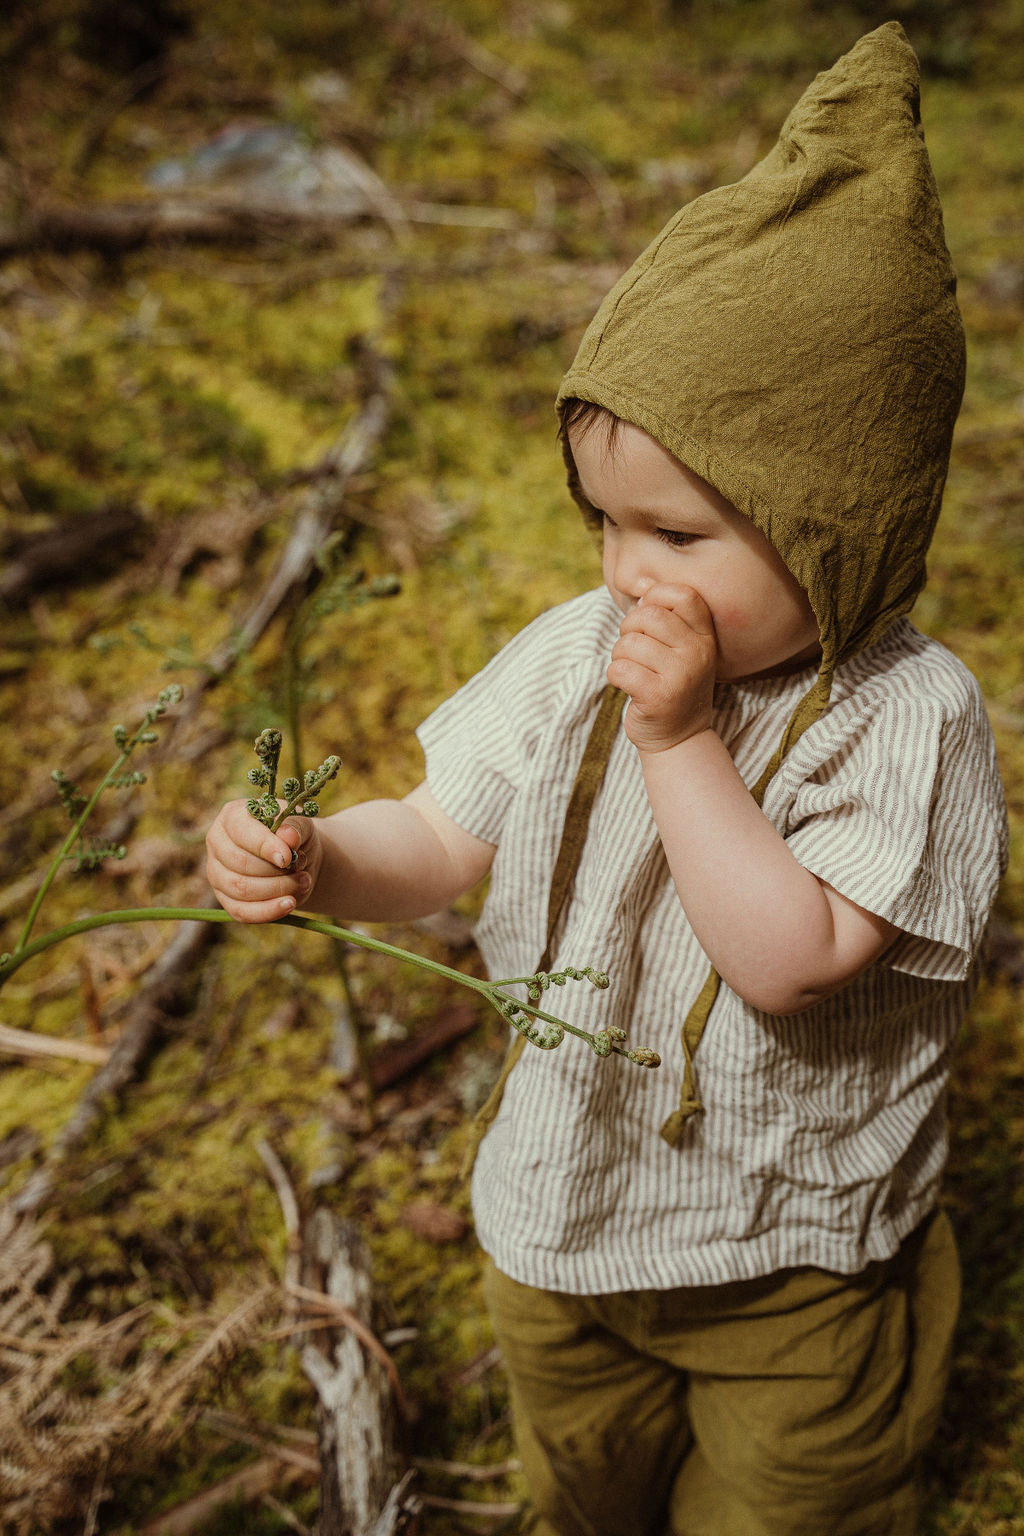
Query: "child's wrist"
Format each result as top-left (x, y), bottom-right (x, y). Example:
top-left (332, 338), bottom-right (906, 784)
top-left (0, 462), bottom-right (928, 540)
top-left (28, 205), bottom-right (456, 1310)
top-left (635, 721), bottom-right (718, 760)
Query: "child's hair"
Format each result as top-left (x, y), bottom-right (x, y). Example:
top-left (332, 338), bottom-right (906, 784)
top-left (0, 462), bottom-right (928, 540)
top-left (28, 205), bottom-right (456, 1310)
top-left (558, 397), bottom-right (622, 459)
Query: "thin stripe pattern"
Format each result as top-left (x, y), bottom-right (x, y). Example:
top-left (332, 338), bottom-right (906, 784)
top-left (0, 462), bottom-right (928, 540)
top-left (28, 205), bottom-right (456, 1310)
top-left (417, 588), bottom-right (1008, 1294)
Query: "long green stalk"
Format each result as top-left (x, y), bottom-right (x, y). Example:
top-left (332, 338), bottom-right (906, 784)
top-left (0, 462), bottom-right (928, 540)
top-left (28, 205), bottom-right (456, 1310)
top-left (0, 907), bottom-right (659, 1066)
top-left (16, 685), bottom-right (182, 954)
top-left (4, 690), bottom-right (658, 1069)
top-left (17, 754), bottom-right (135, 953)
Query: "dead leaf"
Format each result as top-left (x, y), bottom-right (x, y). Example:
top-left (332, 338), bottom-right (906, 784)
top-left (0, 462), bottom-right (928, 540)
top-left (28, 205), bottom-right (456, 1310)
top-left (400, 1202), bottom-right (468, 1244)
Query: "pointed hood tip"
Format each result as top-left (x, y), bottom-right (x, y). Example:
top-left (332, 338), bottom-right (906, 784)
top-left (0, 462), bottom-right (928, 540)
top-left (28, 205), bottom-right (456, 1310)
top-left (859, 18), bottom-right (913, 49)
top-left (836, 18), bottom-right (916, 70)
top-left (784, 18), bottom-right (923, 149)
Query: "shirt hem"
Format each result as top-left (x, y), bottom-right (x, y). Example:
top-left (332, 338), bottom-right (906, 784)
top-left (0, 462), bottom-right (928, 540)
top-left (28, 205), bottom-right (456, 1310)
top-left (476, 1194), bottom-right (939, 1294)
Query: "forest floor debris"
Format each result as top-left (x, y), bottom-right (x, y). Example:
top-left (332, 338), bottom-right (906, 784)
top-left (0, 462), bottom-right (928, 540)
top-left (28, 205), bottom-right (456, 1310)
top-left (0, 2), bottom-right (1022, 1532)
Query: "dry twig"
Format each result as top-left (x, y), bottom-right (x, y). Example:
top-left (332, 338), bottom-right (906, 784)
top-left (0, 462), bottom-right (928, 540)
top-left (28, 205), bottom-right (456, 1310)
top-left (287, 1279), bottom-right (411, 1423)
top-left (0, 1021), bottom-right (110, 1066)
top-left (137, 1457), bottom-right (315, 1536)
top-left (197, 333), bottom-right (395, 689)
top-left (256, 1136), bottom-right (304, 1336)
top-left (412, 1457), bottom-right (520, 1482)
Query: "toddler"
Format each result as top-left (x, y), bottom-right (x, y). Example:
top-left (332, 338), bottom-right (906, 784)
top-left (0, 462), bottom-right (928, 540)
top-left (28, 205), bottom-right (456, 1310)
top-left (207, 23), bottom-right (1008, 1535)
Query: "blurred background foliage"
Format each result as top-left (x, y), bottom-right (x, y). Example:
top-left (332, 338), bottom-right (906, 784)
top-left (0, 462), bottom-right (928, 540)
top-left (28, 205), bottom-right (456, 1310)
top-left (0, 1), bottom-right (1022, 1532)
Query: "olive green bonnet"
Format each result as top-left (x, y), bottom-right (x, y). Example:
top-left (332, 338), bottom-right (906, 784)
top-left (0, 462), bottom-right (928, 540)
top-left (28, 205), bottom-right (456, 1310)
top-left (557, 19), bottom-right (965, 703)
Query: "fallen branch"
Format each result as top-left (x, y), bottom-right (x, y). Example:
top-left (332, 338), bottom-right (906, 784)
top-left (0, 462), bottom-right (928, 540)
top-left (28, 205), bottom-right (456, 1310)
top-left (412, 1457), bottom-right (520, 1482)
top-left (0, 505), bottom-right (144, 606)
top-left (451, 1343), bottom-right (503, 1387)
top-left (368, 1470), bottom-right (421, 1536)
top-left (418, 1493), bottom-right (521, 1518)
top-left (299, 1209), bottom-right (410, 1536)
top-left (0, 1021), bottom-right (110, 1066)
top-left (200, 1408), bottom-right (319, 1475)
top-left (261, 1489), bottom-right (316, 1536)
top-left (257, 1137), bottom-right (303, 1335)
top-left (199, 336), bottom-right (394, 688)
top-left (0, 194), bottom-right (520, 260)
top-left (138, 1457), bottom-right (315, 1536)
top-left (288, 1280), bottom-right (411, 1424)
top-left (371, 1001), bottom-right (479, 1089)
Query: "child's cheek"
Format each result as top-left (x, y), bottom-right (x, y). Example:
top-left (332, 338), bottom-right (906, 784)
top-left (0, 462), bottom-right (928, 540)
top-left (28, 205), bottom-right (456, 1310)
top-left (709, 602), bottom-right (745, 634)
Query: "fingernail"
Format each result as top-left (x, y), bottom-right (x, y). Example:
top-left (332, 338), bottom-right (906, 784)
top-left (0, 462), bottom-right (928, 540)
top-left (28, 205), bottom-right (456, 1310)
top-left (281, 897), bottom-right (295, 912)
top-left (296, 874), bottom-right (312, 895)
top-left (273, 849), bottom-right (289, 869)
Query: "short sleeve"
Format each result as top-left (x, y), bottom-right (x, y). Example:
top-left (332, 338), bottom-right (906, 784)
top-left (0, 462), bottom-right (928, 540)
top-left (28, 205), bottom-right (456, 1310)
top-left (416, 589), bottom-right (615, 846)
top-left (777, 676), bottom-right (1008, 982)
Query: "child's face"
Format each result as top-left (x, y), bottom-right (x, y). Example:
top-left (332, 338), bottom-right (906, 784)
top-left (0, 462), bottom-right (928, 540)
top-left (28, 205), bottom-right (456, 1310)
top-left (570, 420), bottom-right (820, 681)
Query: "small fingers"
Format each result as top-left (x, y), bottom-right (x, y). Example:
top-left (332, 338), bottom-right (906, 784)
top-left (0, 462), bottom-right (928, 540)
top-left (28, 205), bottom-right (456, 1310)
top-left (277, 819), bottom-right (305, 856)
top-left (205, 801), bottom-right (314, 924)
top-left (208, 864), bottom-right (312, 923)
top-left (611, 629), bottom-right (674, 671)
top-left (215, 865), bottom-right (311, 907)
top-left (217, 891), bottom-right (301, 925)
top-left (634, 583), bottom-right (716, 637)
top-left (607, 654), bottom-right (662, 702)
top-left (618, 601), bottom-right (688, 648)
top-left (610, 629), bottom-right (709, 694)
top-left (207, 800), bottom-right (297, 873)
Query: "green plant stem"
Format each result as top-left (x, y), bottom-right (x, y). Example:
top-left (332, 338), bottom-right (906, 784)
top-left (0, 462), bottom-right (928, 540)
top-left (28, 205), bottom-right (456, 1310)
top-left (0, 908), bottom-right (606, 1045)
top-left (283, 611), bottom-right (305, 783)
top-left (15, 751), bottom-right (133, 954)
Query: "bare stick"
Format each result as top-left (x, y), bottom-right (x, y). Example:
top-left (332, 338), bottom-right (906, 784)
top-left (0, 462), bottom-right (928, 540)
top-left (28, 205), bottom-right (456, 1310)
top-left (0, 196), bottom-right (520, 260)
top-left (137, 1458), bottom-right (314, 1536)
top-left (0, 1023), bottom-right (109, 1066)
top-left (200, 341), bottom-right (394, 686)
top-left (412, 1457), bottom-right (520, 1482)
top-left (256, 1138), bottom-right (303, 1331)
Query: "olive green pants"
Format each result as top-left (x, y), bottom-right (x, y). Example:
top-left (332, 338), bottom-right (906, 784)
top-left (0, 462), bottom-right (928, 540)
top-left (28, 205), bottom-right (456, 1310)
top-left (484, 1211), bottom-right (959, 1536)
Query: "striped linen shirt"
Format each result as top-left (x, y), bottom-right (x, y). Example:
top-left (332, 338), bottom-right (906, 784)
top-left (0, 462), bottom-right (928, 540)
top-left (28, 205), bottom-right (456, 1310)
top-left (417, 587), bottom-right (1008, 1293)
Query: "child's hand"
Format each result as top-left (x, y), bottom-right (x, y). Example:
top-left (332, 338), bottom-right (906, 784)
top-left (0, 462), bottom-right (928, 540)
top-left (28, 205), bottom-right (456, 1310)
top-left (205, 799), bottom-right (321, 923)
top-left (608, 583), bottom-right (717, 754)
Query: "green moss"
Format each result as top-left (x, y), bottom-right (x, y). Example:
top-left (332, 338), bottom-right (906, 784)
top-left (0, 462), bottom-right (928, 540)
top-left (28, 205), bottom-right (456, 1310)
top-left (1, 4), bottom-right (1023, 1530)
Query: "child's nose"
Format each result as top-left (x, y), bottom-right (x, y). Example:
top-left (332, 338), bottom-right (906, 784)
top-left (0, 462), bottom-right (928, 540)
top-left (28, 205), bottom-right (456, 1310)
top-left (610, 542), bottom-right (654, 603)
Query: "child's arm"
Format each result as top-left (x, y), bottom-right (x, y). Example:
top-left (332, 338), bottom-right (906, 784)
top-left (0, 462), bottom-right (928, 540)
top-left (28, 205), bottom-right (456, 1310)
top-left (205, 783), bottom-right (496, 925)
top-left (609, 583), bottom-right (898, 1015)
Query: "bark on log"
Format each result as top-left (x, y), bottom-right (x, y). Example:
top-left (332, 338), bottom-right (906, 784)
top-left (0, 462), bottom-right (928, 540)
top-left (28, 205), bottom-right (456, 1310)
top-left (300, 1208), bottom-right (416, 1536)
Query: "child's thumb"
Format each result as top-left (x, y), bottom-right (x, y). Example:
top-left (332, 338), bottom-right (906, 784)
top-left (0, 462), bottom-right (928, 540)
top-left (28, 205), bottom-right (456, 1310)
top-left (277, 817), bottom-right (308, 853)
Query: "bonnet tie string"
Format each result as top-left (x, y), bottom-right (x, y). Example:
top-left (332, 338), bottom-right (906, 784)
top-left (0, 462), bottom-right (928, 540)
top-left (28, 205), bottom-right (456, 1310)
top-left (461, 684), bottom-right (626, 1180)
top-left (659, 669), bottom-right (835, 1145)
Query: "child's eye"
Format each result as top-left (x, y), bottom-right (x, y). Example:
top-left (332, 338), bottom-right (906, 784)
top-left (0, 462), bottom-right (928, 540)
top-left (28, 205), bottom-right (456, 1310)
top-left (656, 528), bottom-right (696, 548)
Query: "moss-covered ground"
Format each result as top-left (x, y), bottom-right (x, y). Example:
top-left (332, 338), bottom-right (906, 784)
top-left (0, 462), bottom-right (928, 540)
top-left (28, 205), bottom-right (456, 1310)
top-left (1, 2), bottom-right (1023, 1531)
